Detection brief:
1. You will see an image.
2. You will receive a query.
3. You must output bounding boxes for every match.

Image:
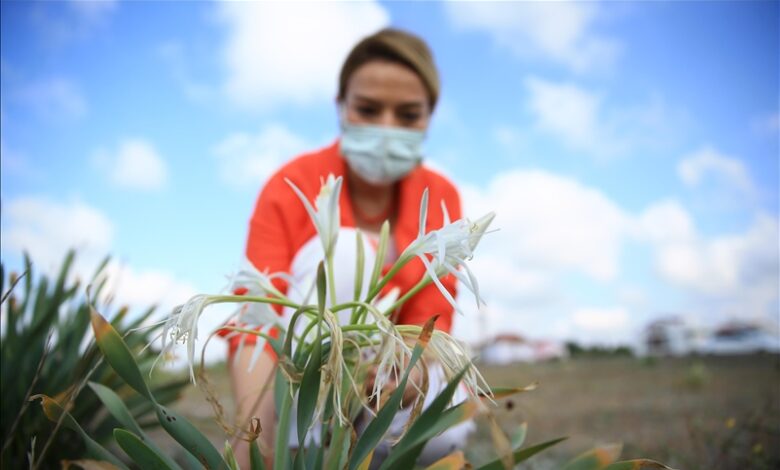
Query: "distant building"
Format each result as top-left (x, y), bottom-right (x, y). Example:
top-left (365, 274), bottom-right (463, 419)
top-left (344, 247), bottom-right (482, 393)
top-left (697, 321), bottom-right (780, 355)
top-left (643, 316), bottom-right (780, 356)
top-left (644, 317), bottom-right (700, 356)
top-left (477, 333), bottom-right (567, 364)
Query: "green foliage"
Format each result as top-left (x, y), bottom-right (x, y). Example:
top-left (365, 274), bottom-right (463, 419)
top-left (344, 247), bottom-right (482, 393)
top-left (0, 251), bottom-right (189, 469)
top-left (12, 182), bottom-right (675, 469)
top-left (566, 341), bottom-right (635, 358)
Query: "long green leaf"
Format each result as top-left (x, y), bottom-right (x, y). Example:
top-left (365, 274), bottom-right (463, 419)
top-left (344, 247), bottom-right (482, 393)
top-left (423, 451), bottom-right (466, 470)
top-left (273, 369), bottom-right (293, 470)
top-left (89, 306), bottom-right (155, 402)
top-left (561, 443), bottom-right (622, 470)
top-left (475, 437), bottom-right (568, 470)
top-left (224, 441), bottom-right (239, 470)
top-left (603, 460), bottom-right (677, 470)
top-left (114, 428), bottom-right (179, 470)
top-left (379, 366), bottom-right (474, 470)
top-left (154, 404), bottom-right (228, 470)
top-left (511, 423), bottom-right (528, 450)
top-left (88, 382), bottom-right (146, 436)
top-left (349, 316), bottom-right (437, 470)
top-left (88, 382), bottom-right (182, 470)
top-left (297, 264), bottom-right (326, 446)
top-left (33, 394), bottom-right (129, 470)
top-left (249, 439), bottom-right (267, 470)
top-left (381, 401), bottom-right (478, 470)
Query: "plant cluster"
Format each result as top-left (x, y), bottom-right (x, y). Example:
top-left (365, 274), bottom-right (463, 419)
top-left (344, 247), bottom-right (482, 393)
top-left (20, 177), bottom-right (675, 469)
top-left (0, 252), bottom-right (189, 469)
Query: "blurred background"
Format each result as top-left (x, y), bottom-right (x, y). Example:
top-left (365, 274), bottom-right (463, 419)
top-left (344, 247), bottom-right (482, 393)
top-left (1, 1), bottom-right (778, 467)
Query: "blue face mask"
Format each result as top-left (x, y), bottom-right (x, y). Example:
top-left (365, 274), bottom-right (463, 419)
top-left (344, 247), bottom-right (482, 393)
top-left (339, 120), bottom-right (426, 186)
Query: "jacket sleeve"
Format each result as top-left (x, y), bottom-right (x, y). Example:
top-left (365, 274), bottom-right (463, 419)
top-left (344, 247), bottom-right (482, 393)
top-left (245, 174), bottom-right (295, 298)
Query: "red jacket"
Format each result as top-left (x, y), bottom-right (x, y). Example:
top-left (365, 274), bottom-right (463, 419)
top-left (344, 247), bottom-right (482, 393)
top-left (223, 141), bottom-right (460, 355)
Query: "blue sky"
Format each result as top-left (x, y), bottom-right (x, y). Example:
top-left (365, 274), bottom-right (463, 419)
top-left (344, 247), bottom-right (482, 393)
top-left (2, 1), bottom-right (778, 356)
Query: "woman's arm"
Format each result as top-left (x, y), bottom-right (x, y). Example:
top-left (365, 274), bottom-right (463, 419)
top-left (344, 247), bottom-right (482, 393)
top-left (230, 345), bottom-right (277, 469)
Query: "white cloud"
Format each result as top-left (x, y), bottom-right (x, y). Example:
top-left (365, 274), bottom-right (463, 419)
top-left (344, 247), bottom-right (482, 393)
top-left (213, 124), bottom-right (313, 189)
top-left (677, 146), bottom-right (756, 197)
top-left (2, 197), bottom-right (114, 272)
top-left (649, 212), bottom-right (779, 296)
top-left (450, 170), bottom-right (779, 346)
top-left (101, 262), bottom-right (198, 314)
top-left (0, 195), bottom-right (200, 322)
top-left (572, 306), bottom-right (630, 336)
top-left (524, 76), bottom-right (679, 158)
top-left (462, 169), bottom-right (628, 283)
top-left (156, 41), bottom-right (212, 102)
top-left (751, 112), bottom-right (780, 135)
top-left (445, 2), bottom-right (620, 73)
top-left (216, 1), bottom-right (389, 109)
top-left (94, 139), bottom-right (168, 190)
top-left (14, 77), bottom-right (88, 120)
top-left (635, 199), bottom-right (696, 245)
top-left (67, 0), bottom-right (118, 24)
top-left (29, 0), bottom-right (116, 47)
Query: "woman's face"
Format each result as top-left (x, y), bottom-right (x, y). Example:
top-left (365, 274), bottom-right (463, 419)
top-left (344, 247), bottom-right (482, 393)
top-left (342, 60), bottom-right (431, 130)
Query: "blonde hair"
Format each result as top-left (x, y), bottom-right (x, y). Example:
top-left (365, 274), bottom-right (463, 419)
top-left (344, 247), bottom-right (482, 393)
top-left (338, 28), bottom-right (440, 110)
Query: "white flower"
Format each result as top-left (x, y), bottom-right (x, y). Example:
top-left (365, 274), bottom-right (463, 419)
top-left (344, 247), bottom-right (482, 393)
top-left (159, 294), bottom-right (211, 383)
top-left (286, 174), bottom-right (343, 258)
top-left (228, 261), bottom-right (288, 300)
top-left (400, 188), bottom-right (495, 314)
top-left (427, 330), bottom-right (491, 402)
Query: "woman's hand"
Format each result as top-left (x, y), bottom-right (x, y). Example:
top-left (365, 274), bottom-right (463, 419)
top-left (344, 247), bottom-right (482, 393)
top-left (364, 364), bottom-right (425, 408)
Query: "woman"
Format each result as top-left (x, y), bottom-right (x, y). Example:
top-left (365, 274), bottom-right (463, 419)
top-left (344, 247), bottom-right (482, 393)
top-left (225, 28), bottom-right (469, 467)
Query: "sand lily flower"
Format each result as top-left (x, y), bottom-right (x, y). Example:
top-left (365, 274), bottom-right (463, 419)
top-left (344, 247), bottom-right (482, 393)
top-left (160, 294), bottom-right (211, 383)
top-left (286, 174), bottom-right (343, 258)
top-left (427, 329), bottom-right (491, 401)
top-left (399, 189), bottom-right (495, 314)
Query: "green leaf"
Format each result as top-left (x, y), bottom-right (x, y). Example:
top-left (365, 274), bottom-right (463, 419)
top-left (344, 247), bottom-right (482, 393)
top-left (249, 439), bottom-right (267, 470)
top-left (90, 379), bottom-right (185, 470)
top-left (224, 441), bottom-right (239, 470)
top-left (33, 394), bottom-right (129, 470)
top-left (475, 437), bottom-right (568, 470)
top-left (354, 230), bottom-right (365, 303)
top-left (349, 342), bottom-right (427, 469)
top-left (273, 370), bottom-right (293, 470)
top-left (603, 460), bottom-right (677, 470)
top-left (89, 306), bottom-right (155, 402)
top-left (511, 423), bottom-right (528, 450)
top-left (478, 383), bottom-right (537, 400)
top-left (297, 264), bottom-right (326, 447)
top-left (367, 221), bottom-right (390, 295)
top-left (88, 381), bottom-right (146, 437)
top-left (296, 331), bottom-right (322, 445)
top-left (423, 451), bottom-right (466, 470)
top-left (561, 444), bottom-right (622, 470)
top-left (379, 367), bottom-right (475, 470)
top-left (114, 428), bottom-right (180, 470)
top-left (154, 404), bottom-right (228, 470)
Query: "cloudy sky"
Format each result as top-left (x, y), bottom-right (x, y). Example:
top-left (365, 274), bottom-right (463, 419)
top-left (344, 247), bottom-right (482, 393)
top-left (2, 1), bottom-right (778, 359)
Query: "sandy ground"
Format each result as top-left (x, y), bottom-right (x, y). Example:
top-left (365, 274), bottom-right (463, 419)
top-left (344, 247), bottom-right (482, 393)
top-left (158, 354), bottom-right (780, 469)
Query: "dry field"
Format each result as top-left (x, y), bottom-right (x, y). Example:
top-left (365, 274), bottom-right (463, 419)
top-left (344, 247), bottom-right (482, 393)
top-left (162, 354), bottom-right (780, 469)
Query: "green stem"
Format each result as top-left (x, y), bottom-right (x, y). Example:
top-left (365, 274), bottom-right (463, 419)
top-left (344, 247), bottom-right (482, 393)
top-left (327, 256), bottom-right (338, 309)
top-left (364, 254), bottom-right (412, 303)
top-left (273, 386), bottom-right (293, 470)
top-left (382, 275), bottom-right (434, 316)
top-left (204, 294), bottom-right (301, 310)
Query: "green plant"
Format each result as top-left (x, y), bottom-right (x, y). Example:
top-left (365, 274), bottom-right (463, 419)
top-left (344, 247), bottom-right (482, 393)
top-left (0, 251), bottom-right (189, 469)
top-left (30, 177), bottom-right (676, 469)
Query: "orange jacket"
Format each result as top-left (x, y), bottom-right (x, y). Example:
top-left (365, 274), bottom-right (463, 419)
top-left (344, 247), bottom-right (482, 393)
top-left (223, 141), bottom-right (460, 355)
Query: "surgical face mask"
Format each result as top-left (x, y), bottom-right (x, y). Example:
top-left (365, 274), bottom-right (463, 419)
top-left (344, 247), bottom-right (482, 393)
top-left (339, 120), bottom-right (426, 186)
